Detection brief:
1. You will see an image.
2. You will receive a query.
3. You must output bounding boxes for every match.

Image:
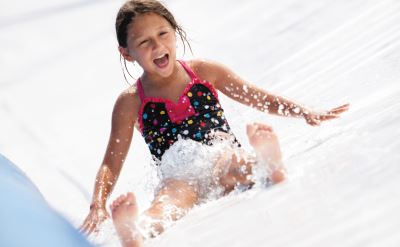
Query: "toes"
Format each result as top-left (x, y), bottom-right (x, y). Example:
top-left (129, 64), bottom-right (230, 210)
top-left (118, 195), bottom-right (126, 203)
top-left (258, 129), bottom-right (270, 138)
top-left (254, 122), bottom-right (273, 132)
top-left (258, 130), bottom-right (274, 139)
top-left (264, 124), bottom-right (273, 132)
top-left (249, 122), bottom-right (274, 132)
top-left (246, 124), bottom-right (257, 137)
top-left (114, 198), bottom-right (121, 207)
top-left (110, 194), bottom-right (127, 211)
top-left (126, 192), bottom-right (136, 204)
top-left (110, 201), bottom-right (116, 211)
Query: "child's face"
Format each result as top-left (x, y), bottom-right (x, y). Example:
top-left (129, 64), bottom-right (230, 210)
top-left (123, 13), bottom-right (177, 79)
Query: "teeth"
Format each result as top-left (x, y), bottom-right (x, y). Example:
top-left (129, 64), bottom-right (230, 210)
top-left (155, 54), bottom-right (166, 59)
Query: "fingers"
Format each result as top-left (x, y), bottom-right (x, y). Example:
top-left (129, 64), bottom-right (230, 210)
top-left (81, 216), bottom-right (100, 235)
top-left (328, 104), bottom-right (350, 114)
top-left (82, 214), bottom-right (108, 235)
top-left (80, 218), bottom-right (97, 235)
top-left (319, 114), bottom-right (339, 121)
top-left (80, 219), bottom-right (90, 233)
top-left (84, 221), bottom-right (97, 235)
top-left (80, 207), bottom-right (110, 235)
top-left (306, 118), bottom-right (321, 126)
top-left (331, 103), bottom-right (350, 111)
top-left (312, 103), bottom-right (350, 123)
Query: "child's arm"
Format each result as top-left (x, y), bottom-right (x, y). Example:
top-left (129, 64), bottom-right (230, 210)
top-left (81, 88), bottom-right (139, 234)
top-left (193, 60), bottom-right (349, 126)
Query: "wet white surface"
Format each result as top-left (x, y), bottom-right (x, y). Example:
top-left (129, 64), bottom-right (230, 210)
top-left (1, 0), bottom-right (400, 246)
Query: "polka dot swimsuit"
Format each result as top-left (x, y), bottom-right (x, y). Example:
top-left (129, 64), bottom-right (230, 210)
top-left (137, 60), bottom-right (239, 162)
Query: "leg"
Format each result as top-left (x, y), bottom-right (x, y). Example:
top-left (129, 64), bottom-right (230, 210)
top-left (246, 122), bottom-right (286, 183)
top-left (110, 179), bottom-right (198, 247)
top-left (142, 179), bottom-right (199, 235)
top-left (214, 123), bottom-right (286, 192)
top-left (110, 193), bottom-right (142, 247)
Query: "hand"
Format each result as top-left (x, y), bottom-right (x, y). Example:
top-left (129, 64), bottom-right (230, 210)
top-left (303, 103), bottom-right (350, 126)
top-left (80, 206), bottom-right (110, 235)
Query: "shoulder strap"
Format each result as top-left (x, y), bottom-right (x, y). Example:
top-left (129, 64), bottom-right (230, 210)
top-left (178, 60), bottom-right (197, 80)
top-left (136, 79), bottom-right (145, 102)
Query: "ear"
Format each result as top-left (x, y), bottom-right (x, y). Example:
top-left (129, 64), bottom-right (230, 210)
top-left (118, 46), bottom-right (135, 62)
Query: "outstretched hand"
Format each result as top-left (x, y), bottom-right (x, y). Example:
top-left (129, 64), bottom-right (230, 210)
top-left (80, 207), bottom-right (110, 235)
top-left (303, 103), bottom-right (350, 126)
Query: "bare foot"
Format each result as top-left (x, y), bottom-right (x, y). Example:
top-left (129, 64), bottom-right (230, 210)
top-left (110, 193), bottom-right (138, 228)
top-left (110, 193), bottom-right (143, 247)
top-left (246, 123), bottom-right (286, 183)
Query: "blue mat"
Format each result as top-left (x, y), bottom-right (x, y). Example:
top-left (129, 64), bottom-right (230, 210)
top-left (0, 154), bottom-right (93, 247)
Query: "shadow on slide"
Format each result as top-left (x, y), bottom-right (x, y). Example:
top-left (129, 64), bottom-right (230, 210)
top-left (0, 154), bottom-right (94, 247)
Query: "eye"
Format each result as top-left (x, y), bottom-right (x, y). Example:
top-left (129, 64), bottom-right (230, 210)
top-left (139, 39), bottom-right (149, 46)
top-left (160, 31), bottom-right (168, 36)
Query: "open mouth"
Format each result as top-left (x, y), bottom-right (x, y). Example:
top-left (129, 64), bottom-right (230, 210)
top-left (153, 54), bottom-right (169, 68)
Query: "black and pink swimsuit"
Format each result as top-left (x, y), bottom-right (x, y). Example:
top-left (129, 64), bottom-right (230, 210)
top-left (137, 60), bottom-right (239, 161)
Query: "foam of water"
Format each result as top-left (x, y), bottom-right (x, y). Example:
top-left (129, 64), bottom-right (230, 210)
top-left (151, 132), bottom-right (276, 200)
top-left (134, 133), bottom-right (276, 239)
top-left (156, 135), bottom-right (231, 201)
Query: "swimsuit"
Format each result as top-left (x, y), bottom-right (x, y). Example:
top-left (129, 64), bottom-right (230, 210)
top-left (137, 60), bottom-right (239, 161)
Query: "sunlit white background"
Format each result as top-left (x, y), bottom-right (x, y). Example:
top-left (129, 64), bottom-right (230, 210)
top-left (1, 0), bottom-right (400, 246)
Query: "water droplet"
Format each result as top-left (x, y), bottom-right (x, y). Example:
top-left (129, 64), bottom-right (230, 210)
top-left (243, 85), bottom-right (248, 93)
top-left (293, 107), bottom-right (301, 114)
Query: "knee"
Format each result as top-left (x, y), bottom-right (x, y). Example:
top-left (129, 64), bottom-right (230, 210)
top-left (214, 153), bottom-right (254, 191)
top-left (160, 180), bottom-right (199, 208)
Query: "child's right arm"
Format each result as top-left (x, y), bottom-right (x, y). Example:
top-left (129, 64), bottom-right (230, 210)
top-left (81, 88), bottom-right (140, 234)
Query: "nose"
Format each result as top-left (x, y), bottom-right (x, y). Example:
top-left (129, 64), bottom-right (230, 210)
top-left (152, 38), bottom-right (164, 51)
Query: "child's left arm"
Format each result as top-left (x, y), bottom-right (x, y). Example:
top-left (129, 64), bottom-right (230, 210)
top-left (199, 60), bottom-right (349, 126)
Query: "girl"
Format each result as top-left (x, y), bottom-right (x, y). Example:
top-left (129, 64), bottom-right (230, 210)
top-left (80, 0), bottom-right (349, 246)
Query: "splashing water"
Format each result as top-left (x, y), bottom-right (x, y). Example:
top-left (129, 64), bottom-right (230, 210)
top-left (152, 134), bottom-right (274, 200)
top-left (133, 133), bottom-right (277, 239)
top-left (155, 136), bottom-right (229, 201)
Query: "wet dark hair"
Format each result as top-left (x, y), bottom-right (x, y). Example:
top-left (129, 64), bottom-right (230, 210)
top-left (115, 0), bottom-right (192, 83)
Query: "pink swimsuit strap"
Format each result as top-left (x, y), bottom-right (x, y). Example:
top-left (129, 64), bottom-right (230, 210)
top-left (136, 76), bottom-right (146, 102)
top-left (177, 60), bottom-right (197, 80)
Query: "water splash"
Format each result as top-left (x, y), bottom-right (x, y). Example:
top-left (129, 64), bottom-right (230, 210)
top-left (134, 132), bottom-right (279, 239)
top-left (156, 135), bottom-right (231, 201)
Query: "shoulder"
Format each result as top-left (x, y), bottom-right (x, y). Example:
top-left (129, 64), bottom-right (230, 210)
top-left (187, 59), bottom-right (236, 89)
top-left (186, 59), bottom-right (229, 85)
top-left (112, 84), bottom-right (141, 120)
